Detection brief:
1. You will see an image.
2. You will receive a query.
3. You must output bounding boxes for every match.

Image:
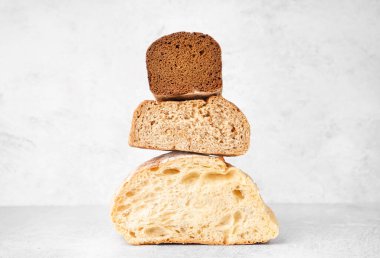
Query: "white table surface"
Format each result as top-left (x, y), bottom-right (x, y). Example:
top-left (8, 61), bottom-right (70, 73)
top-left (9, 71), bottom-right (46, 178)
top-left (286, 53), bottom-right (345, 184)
top-left (0, 204), bottom-right (379, 258)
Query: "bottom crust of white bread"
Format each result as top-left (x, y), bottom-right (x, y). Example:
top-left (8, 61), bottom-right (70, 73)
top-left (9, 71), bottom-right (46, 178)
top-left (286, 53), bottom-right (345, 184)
top-left (111, 152), bottom-right (279, 245)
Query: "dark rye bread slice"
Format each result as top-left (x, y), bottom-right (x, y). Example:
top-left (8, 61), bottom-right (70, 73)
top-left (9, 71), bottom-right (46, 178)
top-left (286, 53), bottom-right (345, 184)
top-left (129, 96), bottom-right (250, 156)
top-left (146, 32), bottom-right (222, 101)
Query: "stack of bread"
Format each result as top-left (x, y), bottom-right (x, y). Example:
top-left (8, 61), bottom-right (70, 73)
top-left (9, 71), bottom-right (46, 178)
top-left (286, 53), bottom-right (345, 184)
top-left (111, 32), bottom-right (279, 245)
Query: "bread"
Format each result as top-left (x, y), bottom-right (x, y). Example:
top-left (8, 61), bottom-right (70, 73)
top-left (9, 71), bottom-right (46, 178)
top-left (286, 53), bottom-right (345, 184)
top-left (111, 152), bottom-right (279, 245)
top-left (146, 32), bottom-right (222, 100)
top-left (129, 96), bottom-right (250, 156)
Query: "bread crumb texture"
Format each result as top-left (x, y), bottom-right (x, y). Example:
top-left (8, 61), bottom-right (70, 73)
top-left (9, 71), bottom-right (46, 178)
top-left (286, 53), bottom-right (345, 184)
top-left (111, 152), bottom-right (279, 245)
top-left (147, 32), bottom-right (222, 99)
top-left (129, 96), bottom-right (250, 156)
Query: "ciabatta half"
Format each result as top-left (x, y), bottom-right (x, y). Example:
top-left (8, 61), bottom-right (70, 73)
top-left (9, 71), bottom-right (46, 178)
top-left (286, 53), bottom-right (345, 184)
top-left (111, 152), bottom-right (279, 245)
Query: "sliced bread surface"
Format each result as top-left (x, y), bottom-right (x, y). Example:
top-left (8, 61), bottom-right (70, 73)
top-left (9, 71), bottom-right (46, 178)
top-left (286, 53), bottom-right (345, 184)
top-left (111, 152), bottom-right (279, 245)
top-left (146, 32), bottom-right (222, 100)
top-left (129, 96), bottom-right (250, 156)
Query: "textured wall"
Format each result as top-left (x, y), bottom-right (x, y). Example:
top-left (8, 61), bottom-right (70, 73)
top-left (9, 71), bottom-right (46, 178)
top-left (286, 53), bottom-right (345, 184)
top-left (0, 0), bottom-right (379, 205)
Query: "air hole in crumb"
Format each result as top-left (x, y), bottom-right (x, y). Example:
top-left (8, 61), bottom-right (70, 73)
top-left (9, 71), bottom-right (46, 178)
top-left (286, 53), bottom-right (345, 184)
top-left (234, 211), bottom-right (242, 224)
top-left (125, 191), bottom-right (134, 197)
top-left (232, 226), bottom-right (238, 234)
top-left (204, 171), bottom-right (234, 182)
top-left (217, 214), bottom-right (231, 227)
top-left (150, 121), bottom-right (155, 125)
top-left (233, 189), bottom-right (244, 200)
top-left (116, 205), bottom-right (128, 211)
top-left (150, 166), bottom-right (159, 171)
top-left (176, 44), bottom-right (179, 48)
top-left (162, 168), bottom-right (180, 175)
top-left (129, 231), bottom-right (136, 238)
top-left (199, 50), bottom-right (204, 55)
top-left (181, 172), bottom-right (200, 184)
top-left (144, 227), bottom-right (167, 237)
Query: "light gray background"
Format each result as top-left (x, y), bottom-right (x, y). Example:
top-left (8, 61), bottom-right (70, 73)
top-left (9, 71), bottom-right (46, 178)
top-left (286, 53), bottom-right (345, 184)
top-left (0, 0), bottom-right (379, 206)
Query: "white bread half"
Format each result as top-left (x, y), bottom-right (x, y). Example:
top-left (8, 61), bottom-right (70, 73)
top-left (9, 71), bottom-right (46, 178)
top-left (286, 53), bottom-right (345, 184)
top-left (129, 96), bottom-right (250, 156)
top-left (111, 152), bottom-right (279, 245)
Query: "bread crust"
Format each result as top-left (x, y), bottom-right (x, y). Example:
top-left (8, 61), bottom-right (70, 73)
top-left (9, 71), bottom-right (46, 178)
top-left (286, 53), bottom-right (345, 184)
top-left (153, 89), bottom-right (222, 101)
top-left (137, 151), bottom-right (225, 170)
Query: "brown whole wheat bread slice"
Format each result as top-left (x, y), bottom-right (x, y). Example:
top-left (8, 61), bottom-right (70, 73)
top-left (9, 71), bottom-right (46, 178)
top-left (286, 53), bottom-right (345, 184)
top-left (111, 152), bottom-right (279, 245)
top-left (129, 96), bottom-right (250, 156)
top-left (146, 32), bottom-right (222, 100)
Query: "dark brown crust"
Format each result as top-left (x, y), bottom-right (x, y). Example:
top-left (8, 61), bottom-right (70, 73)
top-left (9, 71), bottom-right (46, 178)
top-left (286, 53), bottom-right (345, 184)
top-left (146, 32), bottom-right (222, 100)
